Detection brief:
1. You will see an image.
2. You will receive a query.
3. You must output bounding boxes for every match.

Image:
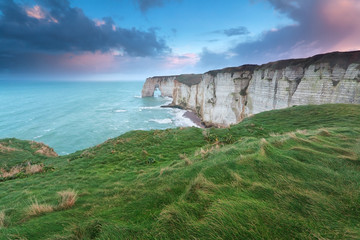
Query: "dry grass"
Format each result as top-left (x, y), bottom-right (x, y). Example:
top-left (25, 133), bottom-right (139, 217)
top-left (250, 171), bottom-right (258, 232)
top-left (179, 153), bottom-right (193, 166)
top-left (80, 150), bottom-right (95, 158)
top-left (116, 138), bottom-right (131, 144)
top-left (57, 190), bottom-right (77, 210)
top-left (183, 158), bottom-right (193, 166)
top-left (317, 128), bottom-right (331, 136)
top-left (25, 163), bottom-right (44, 174)
top-left (287, 132), bottom-right (298, 139)
top-left (296, 129), bottom-right (308, 135)
top-left (0, 143), bottom-right (19, 152)
top-left (231, 172), bottom-right (243, 187)
top-left (0, 166), bottom-right (22, 178)
top-left (27, 199), bottom-right (53, 216)
top-left (34, 145), bottom-right (58, 157)
top-left (259, 138), bottom-right (268, 156)
top-left (0, 211), bottom-right (5, 228)
top-left (1, 163), bottom-right (44, 178)
top-left (181, 173), bottom-right (218, 203)
top-left (194, 146), bottom-right (218, 158)
top-left (160, 167), bottom-right (170, 176)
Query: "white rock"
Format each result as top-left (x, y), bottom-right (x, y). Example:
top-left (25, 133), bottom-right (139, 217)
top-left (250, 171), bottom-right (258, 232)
top-left (142, 52), bottom-right (360, 127)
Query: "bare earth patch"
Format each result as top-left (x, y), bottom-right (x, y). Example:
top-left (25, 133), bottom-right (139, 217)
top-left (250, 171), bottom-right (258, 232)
top-left (31, 142), bottom-right (58, 157)
top-left (0, 143), bottom-right (19, 153)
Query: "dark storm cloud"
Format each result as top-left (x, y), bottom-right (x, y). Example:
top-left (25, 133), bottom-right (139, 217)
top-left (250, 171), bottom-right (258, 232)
top-left (0, 0), bottom-right (170, 72)
top-left (133, 0), bottom-right (180, 13)
top-left (199, 0), bottom-right (360, 69)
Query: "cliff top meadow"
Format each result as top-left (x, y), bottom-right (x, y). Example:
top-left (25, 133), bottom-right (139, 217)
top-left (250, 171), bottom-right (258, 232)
top-left (1, 104), bottom-right (360, 239)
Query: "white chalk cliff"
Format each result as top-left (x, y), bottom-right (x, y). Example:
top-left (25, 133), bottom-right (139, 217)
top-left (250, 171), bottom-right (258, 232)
top-left (142, 51), bottom-right (360, 127)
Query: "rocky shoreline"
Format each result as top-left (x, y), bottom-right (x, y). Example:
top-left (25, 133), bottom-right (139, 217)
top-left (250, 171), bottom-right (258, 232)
top-left (161, 104), bottom-right (205, 128)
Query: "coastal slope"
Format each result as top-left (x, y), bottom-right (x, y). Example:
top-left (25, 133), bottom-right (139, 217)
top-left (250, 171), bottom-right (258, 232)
top-left (142, 51), bottom-right (360, 126)
top-left (1, 104), bottom-right (360, 239)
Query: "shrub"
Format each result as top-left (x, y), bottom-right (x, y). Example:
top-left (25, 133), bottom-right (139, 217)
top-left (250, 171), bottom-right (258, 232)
top-left (220, 133), bottom-right (236, 144)
top-left (146, 157), bottom-right (156, 164)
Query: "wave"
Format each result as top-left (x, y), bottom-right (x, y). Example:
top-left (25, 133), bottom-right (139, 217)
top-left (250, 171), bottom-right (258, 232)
top-left (163, 96), bottom-right (173, 105)
top-left (33, 135), bottom-right (43, 139)
top-left (139, 106), bottom-right (162, 111)
top-left (149, 118), bottom-right (173, 124)
top-left (134, 95), bottom-right (142, 98)
top-left (114, 109), bottom-right (127, 113)
top-left (172, 109), bottom-right (198, 128)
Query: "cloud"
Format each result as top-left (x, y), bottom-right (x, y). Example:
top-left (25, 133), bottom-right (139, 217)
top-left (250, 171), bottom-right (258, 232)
top-left (199, 0), bottom-right (360, 68)
top-left (211, 26), bottom-right (249, 37)
top-left (223, 27), bottom-right (249, 37)
top-left (0, 0), bottom-right (170, 73)
top-left (164, 53), bottom-right (199, 69)
top-left (133, 0), bottom-right (180, 13)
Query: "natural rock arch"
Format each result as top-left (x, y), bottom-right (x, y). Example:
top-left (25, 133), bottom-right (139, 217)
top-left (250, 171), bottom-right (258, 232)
top-left (154, 84), bottom-right (162, 97)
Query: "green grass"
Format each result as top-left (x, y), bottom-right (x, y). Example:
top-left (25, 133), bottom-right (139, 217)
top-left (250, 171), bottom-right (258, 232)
top-left (0, 138), bottom-right (55, 169)
top-left (0, 104), bottom-right (359, 239)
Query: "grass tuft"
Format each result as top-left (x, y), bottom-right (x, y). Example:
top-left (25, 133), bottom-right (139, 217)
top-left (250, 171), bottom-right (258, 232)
top-left (57, 189), bottom-right (78, 210)
top-left (259, 138), bottom-right (269, 156)
top-left (0, 163), bottom-right (45, 179)
top-left (160, 167), bottom-right (170, 176)
top-left (25, 163), bottom-right (44, 174)
top-left (318, 128), bottom-right (331, 136)
top-left (27, 199), bottom-right (53, 216)
top-left (179, 153), bottom-right (192, 166)
top-left (0, 211), bottom-right (5, 228)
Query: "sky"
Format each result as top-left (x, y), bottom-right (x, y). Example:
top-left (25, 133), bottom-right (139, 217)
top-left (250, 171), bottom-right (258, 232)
top-left (0, 0), bottom-right (360, 81)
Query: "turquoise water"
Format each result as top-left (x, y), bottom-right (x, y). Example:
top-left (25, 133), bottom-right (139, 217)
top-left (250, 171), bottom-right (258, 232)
top-left (0, 81), bottom-right (196, 155)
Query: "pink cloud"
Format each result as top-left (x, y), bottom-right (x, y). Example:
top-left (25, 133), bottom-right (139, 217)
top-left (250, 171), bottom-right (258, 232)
top-left (26, 5), bottom-right (58, 23)
top-left (165, 53), bottom-right (199, 68)
top-left (94, 20), bottom-right (116, 31)
top-left (26, 5), bottom-right (45, 19)
top-left (321, 0), bottom-right (360, 28)
top-left (57, 51), bottom-right (117, 73)
top-left (50, 17), bottom-right (59, 24)
top-left (321, 0), bottom-right (360, 52)
top-left (94, 19), bottom-right (106, 27)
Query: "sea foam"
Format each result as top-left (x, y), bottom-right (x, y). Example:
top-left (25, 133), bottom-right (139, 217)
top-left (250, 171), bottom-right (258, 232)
top-left (149, 118), bottom-right (173, 124)
top-left (172, 109), bottom-right (198, 128)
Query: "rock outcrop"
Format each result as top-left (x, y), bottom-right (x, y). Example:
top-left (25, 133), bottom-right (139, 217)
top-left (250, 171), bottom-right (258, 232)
top-left (31, 141), bottom-right (58, 157)
top-left (142, 51), bottom-right (360, 127)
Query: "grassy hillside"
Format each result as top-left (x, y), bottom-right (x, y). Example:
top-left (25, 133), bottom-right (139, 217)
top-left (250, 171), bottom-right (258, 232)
top-left (0, 104), bottom-right (359, 239)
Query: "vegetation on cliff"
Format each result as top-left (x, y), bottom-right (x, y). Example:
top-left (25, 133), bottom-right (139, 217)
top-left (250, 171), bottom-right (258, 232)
top-left (0, 104), bottom-right (360, 239)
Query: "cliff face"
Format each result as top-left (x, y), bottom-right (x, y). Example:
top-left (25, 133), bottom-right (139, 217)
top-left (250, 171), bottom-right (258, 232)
top-left (142, 51), bottom-right (360, 127)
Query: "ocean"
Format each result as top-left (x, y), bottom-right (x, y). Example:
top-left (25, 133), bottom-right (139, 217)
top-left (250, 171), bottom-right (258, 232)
top-left (0, 81), bottom-right (196, 155)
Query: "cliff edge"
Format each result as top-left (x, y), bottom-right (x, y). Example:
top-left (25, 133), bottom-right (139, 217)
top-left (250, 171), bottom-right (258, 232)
top-left (142, 51), bottom-right (360, 127)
